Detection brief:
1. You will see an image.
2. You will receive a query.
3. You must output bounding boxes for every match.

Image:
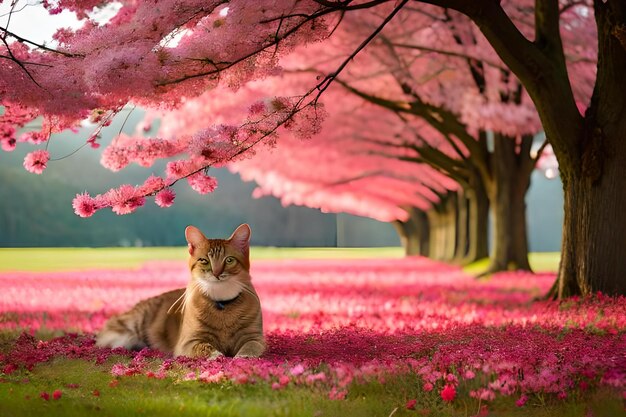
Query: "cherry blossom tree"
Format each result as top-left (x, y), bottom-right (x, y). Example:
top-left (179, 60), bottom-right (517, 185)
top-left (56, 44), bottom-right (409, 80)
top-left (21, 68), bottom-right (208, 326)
top-left (158, 4), bottom-right (592, 273)
top-left (0, 0), bottom-right (622, 297)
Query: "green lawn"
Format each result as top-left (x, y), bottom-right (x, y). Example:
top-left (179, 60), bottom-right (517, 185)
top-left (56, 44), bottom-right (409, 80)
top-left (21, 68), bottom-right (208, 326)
top-left (0, 357), bottom-right (620, 417)
top-left (463, 252), bottom-right (561, 275)
top-left (0, 247), bottom-right (405, 272)
top-left (0, 247), bottom-right (561, 273)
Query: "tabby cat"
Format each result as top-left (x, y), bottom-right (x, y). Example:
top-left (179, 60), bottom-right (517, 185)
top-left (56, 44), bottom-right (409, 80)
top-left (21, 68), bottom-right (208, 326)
top-left (96, 224), bottom-right (265, 358)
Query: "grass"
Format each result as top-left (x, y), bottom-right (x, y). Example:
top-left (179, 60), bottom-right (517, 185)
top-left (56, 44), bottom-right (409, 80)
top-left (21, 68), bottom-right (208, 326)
top-left (463, 252), bottom-right (561, 275)
top-left (0, 247), bottom-right (560, 273)
top-left (0, 357), bottom-right (621, 417)
top-left (0, 247), bottom-right (404, 272)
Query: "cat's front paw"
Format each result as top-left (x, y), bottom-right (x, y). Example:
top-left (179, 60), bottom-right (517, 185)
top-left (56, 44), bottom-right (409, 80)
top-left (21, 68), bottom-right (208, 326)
top-left (208, 350), bottom-right (224, 360)
top-left (191, 342), bottom-right (221, 359)
top-left (235, 340), bottom-right (265, 358)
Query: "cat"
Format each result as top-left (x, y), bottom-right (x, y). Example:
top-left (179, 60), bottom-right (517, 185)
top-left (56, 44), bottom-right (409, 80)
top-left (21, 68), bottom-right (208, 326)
top-left (96, 224), bottom-right (265, 359)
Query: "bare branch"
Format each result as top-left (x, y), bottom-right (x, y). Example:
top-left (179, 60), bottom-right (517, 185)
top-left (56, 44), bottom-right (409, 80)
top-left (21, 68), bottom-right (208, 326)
top-left (0, 27), bottom-right (82, 57)
top-left (533, 138), bottom-right (550, 165)
top-left (391, 42), bottom-right (508, 71)
top-left (0, 36), bottom-right (44, 89)
top-left (313, 0), bottom-right (409, 100)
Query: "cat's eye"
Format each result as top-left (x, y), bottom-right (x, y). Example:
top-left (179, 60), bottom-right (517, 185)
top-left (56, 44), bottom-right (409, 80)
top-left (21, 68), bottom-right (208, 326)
top-left (225, 256), bottom-right (236, 265)
top-left (198, 258), bottom-right (209, 265)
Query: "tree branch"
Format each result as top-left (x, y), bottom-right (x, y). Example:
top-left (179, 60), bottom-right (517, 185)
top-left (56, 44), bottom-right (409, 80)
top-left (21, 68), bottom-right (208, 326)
top-left (390, 42), bottom-right (508, 71)
top-left (0, 26), bottom-right (82, 57)
top-left (535, 0), bottom-right (565, 53)
top-left (313, 0), bottom-right (409, 99)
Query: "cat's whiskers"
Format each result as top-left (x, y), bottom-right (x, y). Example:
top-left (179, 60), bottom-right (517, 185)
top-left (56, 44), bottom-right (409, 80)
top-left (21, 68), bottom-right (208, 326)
top-left (235, 281), bottom-right (260, 302)
top-left (179, 280), bottom-right (202, 314)
top-left (167, 289), bottom-right (188, 315)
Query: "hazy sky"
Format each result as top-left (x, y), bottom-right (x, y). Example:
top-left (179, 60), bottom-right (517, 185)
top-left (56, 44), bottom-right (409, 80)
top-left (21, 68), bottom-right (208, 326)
top-left (0, 1), bottom-right (81, 45)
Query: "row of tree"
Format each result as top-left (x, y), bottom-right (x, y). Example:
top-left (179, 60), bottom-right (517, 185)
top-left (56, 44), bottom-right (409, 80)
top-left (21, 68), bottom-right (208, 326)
top-left (1, 1), bottom-right (624, 297)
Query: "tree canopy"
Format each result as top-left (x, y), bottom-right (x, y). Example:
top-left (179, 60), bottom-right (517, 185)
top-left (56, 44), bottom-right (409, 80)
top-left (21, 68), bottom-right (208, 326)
top-left (1, 0), bottom-right (625, 297)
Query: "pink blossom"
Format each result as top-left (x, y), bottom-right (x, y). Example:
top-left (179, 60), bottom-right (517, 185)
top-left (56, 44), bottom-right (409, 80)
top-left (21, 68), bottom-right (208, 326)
top-left (249, 101), bottom-right (266, 115)
top-left (138, 175), bottom-right (165, 195)
top-left (187, 173), bottom-right (218, 194)
top-left (87, 134), bottom-right (101, 149)
top-left (0, 126), bottom-right (16, 151)
top-left (423, 382), bottom-right (434, 392)
top-left (20, 131), bottom-right (48, 144)
top-left (406, 399), bottom-right (417, 410)
top-left (328, 387), bottom-right (347, 400)
top-left (72, 193), bottom-right (98, 218)
top-left (441, 385), bottom-right (456, 402)
top-left (155, 189), bottom-right (176, 208)
top-left (199, 370), bottom-right (224, 383)
top-left (305, 372), bottom-right (326, 384)
top-left (1, 137), bottom-right (16, 152)
top-left (2, 364), bottom-right (17, 374)
top-left (463, 370), bottom-right (475, 380)
top-left (104, 185), bottom-right (145, 215)
top-left (515, 394), bottom-right (528, 407)
top-left (52, 390), bottom-right (62, 400)
top-left (23, 150), bottom-right (50, 175)
top-left (40, 392), bottom-right (50, 401)
top-left (290, 364), bottom-right (305, 376)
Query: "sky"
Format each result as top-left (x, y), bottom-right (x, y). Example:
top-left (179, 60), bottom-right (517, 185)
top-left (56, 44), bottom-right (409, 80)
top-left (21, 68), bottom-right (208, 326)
top-left (0, 1), bottom-right (82, 44)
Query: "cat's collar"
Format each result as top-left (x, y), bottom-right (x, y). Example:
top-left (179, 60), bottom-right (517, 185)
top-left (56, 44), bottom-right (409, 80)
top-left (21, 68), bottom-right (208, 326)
top-left (214, 294), bottom-right (240, 310)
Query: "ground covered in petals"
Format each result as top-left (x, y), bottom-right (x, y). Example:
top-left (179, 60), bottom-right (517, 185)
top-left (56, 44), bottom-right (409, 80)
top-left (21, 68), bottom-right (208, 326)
top-left (0, 255), bottom-right (624, 416)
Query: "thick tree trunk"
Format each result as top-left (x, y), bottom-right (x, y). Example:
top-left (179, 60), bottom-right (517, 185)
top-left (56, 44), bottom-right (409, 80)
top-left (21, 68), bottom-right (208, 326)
top-left (485, 135), bottom-right (532, 273)
top-left (454, 190), bottom-right (469, 262)
top-left (392, 207), bottom-right (429, 256)
top-left (558, 153), bottom-right (626, 297)
top-left (464, 179), bottom-right (489, 263)
top-left (408, 207), bottom-right (430, 257)
top-left (392, 220), bottom-right (420, 256)
top-left (443, 193), bottom-right (458, 261)
top-left (554, 1), bottom-right (626, 297)
top-left (427, 206), bottom-right (444, 260)
top-left (427, 193), bottom-right (456, 261)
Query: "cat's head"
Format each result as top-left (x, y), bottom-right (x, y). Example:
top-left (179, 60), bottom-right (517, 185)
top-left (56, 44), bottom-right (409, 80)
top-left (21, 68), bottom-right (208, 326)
top-left (185, 224), bottom-right (251, 291)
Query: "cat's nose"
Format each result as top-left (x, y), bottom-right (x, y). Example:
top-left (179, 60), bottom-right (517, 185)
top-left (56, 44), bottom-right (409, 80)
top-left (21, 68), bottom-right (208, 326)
top-left (212, 265), bottom-right (224, 278)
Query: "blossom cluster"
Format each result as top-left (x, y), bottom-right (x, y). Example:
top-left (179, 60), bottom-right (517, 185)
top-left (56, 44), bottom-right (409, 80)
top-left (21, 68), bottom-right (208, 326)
top-left (69, 96), bottom-right (324, 217)
top-left (0, 0), bottom-right (336, 216)
top-left (0, 257), bottom-right (624, 403)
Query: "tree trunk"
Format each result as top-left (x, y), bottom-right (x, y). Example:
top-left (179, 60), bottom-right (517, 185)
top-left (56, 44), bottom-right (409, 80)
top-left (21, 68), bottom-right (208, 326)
top-left (443, 192), bottom-right (458, 261)
top-left (485, 135), bottom-right (532, 272)
top-left (392, 220), bottom-right (420, 256)
top-left (553, 1), bottom-right (626, 297)
top-left (427, 195), bottom-right (452, 261)
top-left (426, 207), bottom-right (443, 260)
top-left (464, 178), bottom-right (490, 263)
top-left (454, 190), bottom-right (469, 262)
top-left (408, 207), bottom-right (430, 257)
top-left (558, 149), bottom-right (626, 297)
top-left (392, 207), bottom-right (430, 256)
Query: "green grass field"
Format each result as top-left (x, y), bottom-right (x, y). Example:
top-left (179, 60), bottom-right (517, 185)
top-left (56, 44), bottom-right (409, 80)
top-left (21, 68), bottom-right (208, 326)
top-left (0, 247), bottom-right (560, 273)
top-left (0, 355), bottom-right (620, 417)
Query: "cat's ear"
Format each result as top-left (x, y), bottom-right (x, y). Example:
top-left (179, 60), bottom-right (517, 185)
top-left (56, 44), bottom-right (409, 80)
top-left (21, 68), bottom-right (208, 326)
top-left (185, 225), bottom-right (206, 255)
top-left (228, 224), bottom-right (251, 255)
